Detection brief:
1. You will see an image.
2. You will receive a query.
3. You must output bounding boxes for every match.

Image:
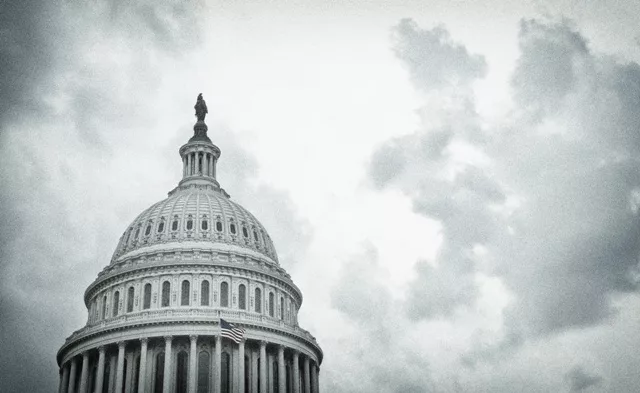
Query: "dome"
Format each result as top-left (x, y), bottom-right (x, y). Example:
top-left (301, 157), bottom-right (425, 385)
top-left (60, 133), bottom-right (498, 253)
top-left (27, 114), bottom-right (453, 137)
top-left (56, 95), bottom-right (322, 393)
top-left (111, 187), bottom-right (279, 265)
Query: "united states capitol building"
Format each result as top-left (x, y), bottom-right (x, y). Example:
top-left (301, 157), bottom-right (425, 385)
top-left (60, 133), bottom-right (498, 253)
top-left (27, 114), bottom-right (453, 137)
top-left (56, 95), bottom-right (323, 393)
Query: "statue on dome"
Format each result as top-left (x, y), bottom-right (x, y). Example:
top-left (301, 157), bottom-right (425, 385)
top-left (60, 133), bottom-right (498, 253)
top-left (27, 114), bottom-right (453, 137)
top-left (194, 93), bottom-right (208, 122)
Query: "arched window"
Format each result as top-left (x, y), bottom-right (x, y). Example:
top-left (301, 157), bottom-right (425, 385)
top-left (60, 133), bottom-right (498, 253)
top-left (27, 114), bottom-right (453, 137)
top-left (201, 280), bottom-right (210, 306)
top-left (269, 292), bottom-right (274, 317)
top-left (221, 352), bottom-right (231, 393)
top-left (102, 295), bottom-right (107, 319)
top-left (220, 282), bottom-right (229, 307)
top-left (280, 297), bottom-right (284, 320)
top-left (181, 280), bottom-right (190, 306)
top-left (186, 217), bottom-right (193, 230)
top-left (176, 351), bottom-right (189, 393)
top-left (239, 284), bottom-right (247, 310)
top-left (143, 283), bottom-right (151, 309)
top-left (255, 288), bottom-right (262, 313)
top-left (197, 352), bottom-right (210, 393)
top-left (230, 223), bottom-right (236, 234)
top-left (161, 281), bottom-right (170, 307)
top-left (112, 291), bottom-right (120, 317)
top-left (145, 223), bottom-right (152, 236)
top-left (201, 220), bottom-right (208, 230)
top-left (157, 220), bottom-right (165, 233)
top-left (242, 227), bottom-right (249, 238)
top-left (127, 286), bottom-right (134, 313)
top-left (216, 221), bottom-right (223, 232)
top-left (134, 226), bottom-right (140, 239)
top-left (254, 230), bottom-right (259, 242)
top-left (154, 352), bottom-right (164, 393)
top-left (172, 217), bottom-right (179, 231)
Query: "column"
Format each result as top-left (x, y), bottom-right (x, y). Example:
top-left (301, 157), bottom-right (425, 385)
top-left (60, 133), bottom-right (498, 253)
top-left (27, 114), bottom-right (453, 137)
top-left (277, 346), bottom-right (285, 393)
top-left (313, 365), bottom-right (319, 393)
top-left (79, 352), bottom-right (89, 393)
top-left (259, 341), bottom-right (267, 393)
top-left (115, 341), bottom-right (126, 393)
top-left (109, 353), bottom-right (117, 393)
top-left (188, 335), bottom-right (197, 393)
top-left (96, 347), bottom-right (106, 393)
top-left (68, 357), bottom-right (78, 393)
top-left (196, 152), bottom-right (201, 175)
top-left (303, 357), bottom-right (310, 393)
top-left (215, 335), bottom-right (221, 393)
top-left (213, 158), bottom-right (217, 178)
top-left (251, 350), bottom-right (258, 393)
top-left (163, 336), bottom-right (173, 393)
top-left (60, 363), bottom-right (70, 393)
top-left (292, 352), bottom-right (300, 393)
top-left (125, 351), bottom-right (134, 393)
top-left (187, 153), bottom-right (192, 176)
top-left (138, 338), bottom-right (148, 393)
top-left (239, 339), bottom-right (245, 393)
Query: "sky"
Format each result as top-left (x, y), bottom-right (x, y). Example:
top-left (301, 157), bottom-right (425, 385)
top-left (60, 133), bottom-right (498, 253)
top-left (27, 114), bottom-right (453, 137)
top-left (2, 0), bottom-right (640, 392)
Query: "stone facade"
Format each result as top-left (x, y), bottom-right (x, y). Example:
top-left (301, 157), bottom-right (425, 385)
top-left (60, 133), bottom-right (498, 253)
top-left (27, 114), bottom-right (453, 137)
top-left (57, 109), bottom-right (322, 393)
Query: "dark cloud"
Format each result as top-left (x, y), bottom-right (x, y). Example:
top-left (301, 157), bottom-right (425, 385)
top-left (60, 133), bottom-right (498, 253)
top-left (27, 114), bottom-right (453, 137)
top-left (565, 366), bottom-right (603, 392)
top-left (369, 17), bottom-right (640, 340)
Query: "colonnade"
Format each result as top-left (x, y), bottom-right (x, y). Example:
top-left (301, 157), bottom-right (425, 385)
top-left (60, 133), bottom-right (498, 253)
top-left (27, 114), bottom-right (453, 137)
top-left (58, 335), bottom-right (320, 393)
top-left (183, 151), bottom-right (216, 178)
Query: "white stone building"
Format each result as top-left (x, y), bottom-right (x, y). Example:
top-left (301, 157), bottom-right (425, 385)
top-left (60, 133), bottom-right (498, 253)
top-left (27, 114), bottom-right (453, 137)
top-left (56, 103), bottom-right (323, 393)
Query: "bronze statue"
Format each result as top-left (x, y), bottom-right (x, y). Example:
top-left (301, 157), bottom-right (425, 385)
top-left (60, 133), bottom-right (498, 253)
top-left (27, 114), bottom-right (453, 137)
top-left (194, 93), bottom-right (208, 122)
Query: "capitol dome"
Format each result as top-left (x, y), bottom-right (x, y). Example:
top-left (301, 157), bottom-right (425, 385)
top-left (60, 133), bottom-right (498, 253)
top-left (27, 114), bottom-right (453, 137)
top-left (56, 96), bottom-right (322, 393)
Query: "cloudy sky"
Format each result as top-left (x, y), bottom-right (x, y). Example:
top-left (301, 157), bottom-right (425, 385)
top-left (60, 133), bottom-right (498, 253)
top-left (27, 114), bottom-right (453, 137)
top-left (2, 1), bottom-right (640, 392)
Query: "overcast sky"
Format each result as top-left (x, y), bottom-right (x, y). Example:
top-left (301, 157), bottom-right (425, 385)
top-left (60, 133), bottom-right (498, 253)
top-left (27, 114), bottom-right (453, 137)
top-left (2, 1), bottom-right (640, 392)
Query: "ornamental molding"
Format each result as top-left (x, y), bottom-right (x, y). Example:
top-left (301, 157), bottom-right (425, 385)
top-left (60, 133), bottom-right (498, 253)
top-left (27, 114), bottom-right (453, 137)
top-left (58, 318), bottom-right (322, 366)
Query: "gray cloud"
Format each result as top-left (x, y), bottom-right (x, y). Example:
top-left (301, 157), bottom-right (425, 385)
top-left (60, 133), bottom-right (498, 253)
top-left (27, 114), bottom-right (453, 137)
top-left (565, 366), bottom-right (603, 392)
top-left (370, 17), bottom-right (640, 339)
top-left (393, 18), bottom-right (487, 91)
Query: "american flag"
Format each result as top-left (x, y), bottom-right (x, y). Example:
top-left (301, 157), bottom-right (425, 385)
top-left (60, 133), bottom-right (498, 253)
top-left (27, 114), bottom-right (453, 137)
top-left (220, 318), bottom-right (245, 344)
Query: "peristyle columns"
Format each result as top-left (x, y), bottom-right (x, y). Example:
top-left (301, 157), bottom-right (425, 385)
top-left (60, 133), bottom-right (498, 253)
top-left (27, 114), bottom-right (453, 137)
top-left (68, 357), bottom-right (78, 393)
top-left (60, 363), bottom-right (70, 393)
top-left (189, 335), bottom-right (198, 393)
top-left (292, 352), bottom-right (300, 393)
top-left (303, 357), bottom-right (310, 393)
top-left (278, 346), bottom-right (285, 393)
top-left (239, 339), bottom-right (246, 393)
top-left (163, 336), bottom-right (173, 393)
top-left (79, 352), bottom-right (89, 393)
top-left (215, 335), bottom-right (222, 393)
top-left (259, 341), bottom-right (267, 393)
top-left (95, 347), bottom-right (106, 393)
top-left (138, 338), bottom-right (148, 393)
top-left (115, 341), bottom-right (126, 393)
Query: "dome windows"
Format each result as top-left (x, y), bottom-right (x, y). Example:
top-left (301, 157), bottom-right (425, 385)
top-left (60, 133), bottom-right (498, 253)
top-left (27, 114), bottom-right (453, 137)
top-left (220, 281), bottom-right (229, 307)
top-left (255, 288), bottom-right (262, 313)
top-left (134, 226), bottom-right (140, 239)
top-left (181, 280), bottom-right (190, 306)
top-left (186, 215), bottom-right (194, 231)
top-left (242, 227), bottom-right (249, 238)
top-left (253, 230), bottom-right (259, 242)
top-left (161, 281), bottom-right (171, 307)
top-left (157, 219), bottom-right (165, 233)
top-left (269, 292), bottom-right (275, 317)
top-left (201, 280), bottom-right (210, 306)
top-left (143, 283), bottom-right (151, 309)
top-left (127, 287), bottom-right (134, 313)
top-left (215, 221), bottom-right (223, 232)
top-left (172, 216), bottom-right (179, 231)
top-left (239, 284), bottom-right (247, 310)
top-left (201, 215), bottom-right (209, 231)
top-left (230, 223), bottom-right (236, 235)
top-left (113, 291), bottom-right (120, 317)
top-left (145, 223), bottom-right (152, 236)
